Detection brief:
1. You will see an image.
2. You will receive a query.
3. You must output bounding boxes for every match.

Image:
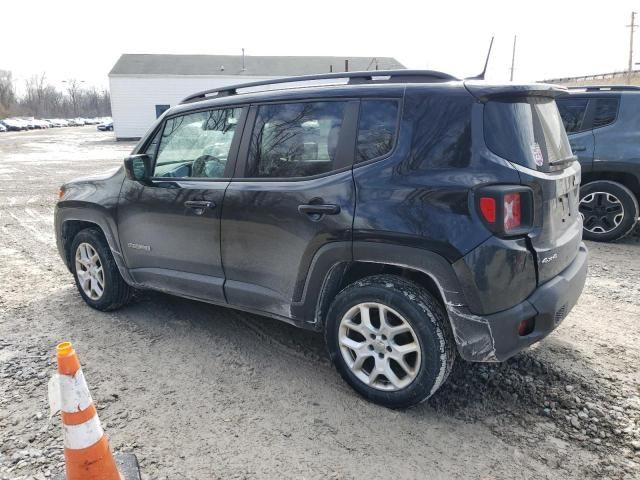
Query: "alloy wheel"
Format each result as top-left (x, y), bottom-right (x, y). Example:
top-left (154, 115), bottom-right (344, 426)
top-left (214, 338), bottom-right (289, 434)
top-left (338, 302), bottom-right (421, 391)
top-left (75, 243), bottom-right (105, 300)
top-left (579, 191), bottom-right (624, 234)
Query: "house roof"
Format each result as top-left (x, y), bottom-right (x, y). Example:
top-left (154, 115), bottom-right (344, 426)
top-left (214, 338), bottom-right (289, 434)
top-left (109, 54), bottom-right (405, 77)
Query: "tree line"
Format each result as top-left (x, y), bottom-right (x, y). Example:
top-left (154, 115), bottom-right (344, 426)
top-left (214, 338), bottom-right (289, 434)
top-left (0, 70), bottom-right (111, 119)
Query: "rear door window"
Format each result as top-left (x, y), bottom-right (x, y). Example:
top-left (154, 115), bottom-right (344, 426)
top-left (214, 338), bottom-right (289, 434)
top-left (556, 97), bottom-right (589, 133)
top-left (484, 97), bottom-right (573, 171)
top-left (592, 97), bottom-right (619, 128)
top-left (356, 100), bottom-right (399, 162)
top-left (246, 101), bottom-right (348, 178)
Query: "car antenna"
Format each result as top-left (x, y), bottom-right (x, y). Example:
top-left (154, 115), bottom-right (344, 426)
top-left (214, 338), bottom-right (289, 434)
top-left (466, 36), bottom-right (494, 80)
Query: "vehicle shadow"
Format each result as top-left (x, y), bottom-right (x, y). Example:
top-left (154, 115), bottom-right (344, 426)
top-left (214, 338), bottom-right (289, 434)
top-left (129, 291), bottom-right (627, 435)
top-left (36, 286), bottom-right (632, 466)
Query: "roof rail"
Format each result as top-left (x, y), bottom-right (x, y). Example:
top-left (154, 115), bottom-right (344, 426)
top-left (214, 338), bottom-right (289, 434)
top-left (180, 69), bottom-right (458, 104)
top-left (567, 85), bottom-right (640, 92)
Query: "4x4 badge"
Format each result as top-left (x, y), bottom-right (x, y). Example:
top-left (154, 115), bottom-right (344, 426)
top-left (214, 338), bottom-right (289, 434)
top-left (541, 253), bottom-right (558, 264)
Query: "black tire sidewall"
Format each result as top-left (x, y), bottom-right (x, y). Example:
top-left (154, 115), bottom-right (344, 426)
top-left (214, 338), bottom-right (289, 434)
top-left (325, 276), bottom-right (453, 409)
top-left (580, 181), bottom-right (638, 242)
top-left (70, 229), bottom-right (124, 311)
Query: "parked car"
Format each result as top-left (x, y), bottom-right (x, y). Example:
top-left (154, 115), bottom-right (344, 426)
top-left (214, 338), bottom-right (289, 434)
top-left (97, 120), bottom-right (113, 131)
top-left (1, 119), bottom-right (26, 131)
top-left (34, 119), bottom-right (50, 129)
top-left (0, 123), bottom-right (6, 132)
top-left (556, 86), bottom-right (640, 242)
top-left (20, 118), bottom-right (37, 129)
top-left (55, 70), bottom-right (587, 408)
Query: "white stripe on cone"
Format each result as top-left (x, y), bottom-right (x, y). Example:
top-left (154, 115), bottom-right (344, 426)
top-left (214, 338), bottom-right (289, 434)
top-left (63, 414), bottom-right (105, 450)
top-left (59, 369), bottom-right (93, 413)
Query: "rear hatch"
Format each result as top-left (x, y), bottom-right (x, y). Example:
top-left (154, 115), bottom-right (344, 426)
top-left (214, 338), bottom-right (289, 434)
top-left (470, 84), bottom-right (582, 284)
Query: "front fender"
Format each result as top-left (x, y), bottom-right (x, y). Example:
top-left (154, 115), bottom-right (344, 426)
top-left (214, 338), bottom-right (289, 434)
top-left (54, 169), bottom-right (134, 285)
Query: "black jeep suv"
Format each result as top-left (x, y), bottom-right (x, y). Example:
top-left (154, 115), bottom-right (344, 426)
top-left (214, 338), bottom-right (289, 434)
top-left (557, 86), bottom-right (640, 242)
top-left (55, 71), bottom-right (588, 408)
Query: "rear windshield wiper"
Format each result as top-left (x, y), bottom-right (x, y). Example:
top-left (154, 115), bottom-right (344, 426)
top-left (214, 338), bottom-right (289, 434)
top-left (549, 155), bottom-right (577, 167)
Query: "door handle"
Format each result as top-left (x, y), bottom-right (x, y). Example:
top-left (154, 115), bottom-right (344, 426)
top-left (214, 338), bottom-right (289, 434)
top-left (184, 200), bottom-right (215, 214)
top-left (570, 145), bottom-right (587, 152)
top-left (298, 204), bottom-right (340, 216)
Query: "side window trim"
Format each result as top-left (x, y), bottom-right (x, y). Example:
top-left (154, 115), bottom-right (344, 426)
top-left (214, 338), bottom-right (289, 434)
top-left (354, 97), bottom-right (403, 166)
top-left (141, 125), bottom-right (162, 159)
top-left (580, 98), bottom-right (597, 132)
top-left (149, 105), bottom-right (248, 182)
top-left (232, 99), bottom-right (359, 182)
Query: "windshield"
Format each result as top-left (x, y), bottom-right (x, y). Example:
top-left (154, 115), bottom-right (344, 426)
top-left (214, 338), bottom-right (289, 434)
top-left (484, 96), bottom-right (573, 171)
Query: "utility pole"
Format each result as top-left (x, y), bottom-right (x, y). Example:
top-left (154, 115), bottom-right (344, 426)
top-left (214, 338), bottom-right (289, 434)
top-left (628, 11), bottom-right (637, 85)
top-left (510, 35), bottom-right (517, 81)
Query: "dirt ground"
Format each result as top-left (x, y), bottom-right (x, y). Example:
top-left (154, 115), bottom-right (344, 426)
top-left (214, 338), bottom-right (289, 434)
top-left (0, 126), bottom-right (638, 480)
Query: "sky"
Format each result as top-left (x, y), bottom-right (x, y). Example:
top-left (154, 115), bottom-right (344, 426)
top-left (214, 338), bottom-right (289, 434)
top-left (2, 0), bottom-right (639, 91)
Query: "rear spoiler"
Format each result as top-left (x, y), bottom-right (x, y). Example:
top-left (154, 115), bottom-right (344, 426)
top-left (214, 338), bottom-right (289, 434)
top-left (464, 81), bottom-right (568, 102)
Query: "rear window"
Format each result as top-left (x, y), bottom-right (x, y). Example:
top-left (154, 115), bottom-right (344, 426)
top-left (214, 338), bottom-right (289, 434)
top-left (592, 97), bottom-right (619, 128)
top-left (556, 97), bottom-right (589, 133)
top-left (356, 100), bottom-right (399, 162)
top-left (484, 97), bottom-right (573, 171)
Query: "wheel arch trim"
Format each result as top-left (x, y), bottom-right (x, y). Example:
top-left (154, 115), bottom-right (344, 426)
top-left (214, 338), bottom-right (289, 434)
top-left (293, 241), bottom-right (498, 361)
top-left (55, 206), bottom-right (136, 286)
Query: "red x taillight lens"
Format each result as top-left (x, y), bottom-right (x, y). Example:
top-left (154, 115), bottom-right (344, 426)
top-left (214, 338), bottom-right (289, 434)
top-left (476, 187), bottom-right (533, 236)
top-left (503, 192), bottom-right (521, 231)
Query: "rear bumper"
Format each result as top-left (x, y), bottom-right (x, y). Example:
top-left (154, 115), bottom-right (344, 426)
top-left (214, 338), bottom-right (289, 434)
top-left (447, 242), bottom-right (588, 362)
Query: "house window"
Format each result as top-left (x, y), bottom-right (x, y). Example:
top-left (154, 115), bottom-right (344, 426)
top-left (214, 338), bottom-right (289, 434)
top-left (155, 104), bottom-right (170, 118)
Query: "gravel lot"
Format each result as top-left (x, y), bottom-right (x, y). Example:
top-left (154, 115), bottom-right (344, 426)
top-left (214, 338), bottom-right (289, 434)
top-left (1, 126), bottom-right (639, 480)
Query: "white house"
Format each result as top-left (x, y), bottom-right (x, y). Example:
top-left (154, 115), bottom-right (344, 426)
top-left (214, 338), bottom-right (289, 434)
top-left (108, 54), bottom-right (406, 140)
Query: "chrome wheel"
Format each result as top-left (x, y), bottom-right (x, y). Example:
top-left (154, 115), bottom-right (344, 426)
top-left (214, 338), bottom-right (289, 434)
top-left (75, 243), bottom-right (105, 300)
top-left (338, 302), bottom-right (421, 391)
top-left (579, 191), bottom-right (624, 234)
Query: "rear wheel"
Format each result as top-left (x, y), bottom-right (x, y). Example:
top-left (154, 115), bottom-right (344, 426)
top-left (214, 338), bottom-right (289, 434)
top-left (71, 228), bottom-right (133, 311)
top-left (325, 275), bottom-right (455, 408)
top-left (579, 181), bottom-right (638, 242)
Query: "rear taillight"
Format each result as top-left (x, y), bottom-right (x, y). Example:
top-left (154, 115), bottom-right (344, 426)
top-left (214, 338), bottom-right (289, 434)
top-left (479, 197), bottom-right (496, 223)
top-left (476, 186), bottom-right (533, 236)
top-left (503, 192), bottom-right (521, 230)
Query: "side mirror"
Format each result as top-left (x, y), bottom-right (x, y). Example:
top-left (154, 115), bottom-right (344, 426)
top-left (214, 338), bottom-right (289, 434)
top-left (124, 154), bottom-right (152, 183)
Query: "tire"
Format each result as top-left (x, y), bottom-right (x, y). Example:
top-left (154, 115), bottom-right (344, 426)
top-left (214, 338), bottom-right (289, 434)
top-left (579, 180), bottom-right (638, 242)
top-left (70, 228), bottom-right (133, 311)
top-left (325, 275), bottom-right (455, 409)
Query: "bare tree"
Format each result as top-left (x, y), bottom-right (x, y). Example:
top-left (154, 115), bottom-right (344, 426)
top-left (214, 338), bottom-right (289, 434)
top-left (64, 79), bottom-right (84, 117)
top-left (0, 70), bottom-right (111, 119)
top-left (0, 70), bottom-right (16, 117)
top-left (23, 73), bottom-right (48, 116)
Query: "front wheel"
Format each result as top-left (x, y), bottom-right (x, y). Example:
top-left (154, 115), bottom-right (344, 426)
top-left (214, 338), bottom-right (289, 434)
top-left (325, 275), bottom-right (455, 409)
top-left (579, 180), bottom-right (638, 242)
top-left (71, 228), bottom-right (133, 311)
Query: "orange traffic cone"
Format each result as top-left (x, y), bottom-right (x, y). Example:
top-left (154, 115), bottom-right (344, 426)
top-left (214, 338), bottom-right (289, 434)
top-left (53, 341), bottom-right (123, 480)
